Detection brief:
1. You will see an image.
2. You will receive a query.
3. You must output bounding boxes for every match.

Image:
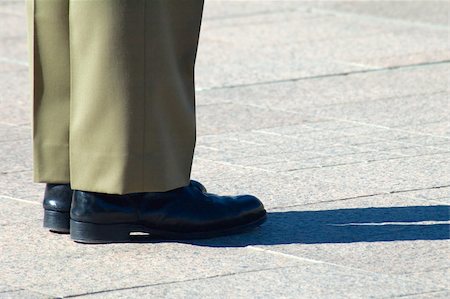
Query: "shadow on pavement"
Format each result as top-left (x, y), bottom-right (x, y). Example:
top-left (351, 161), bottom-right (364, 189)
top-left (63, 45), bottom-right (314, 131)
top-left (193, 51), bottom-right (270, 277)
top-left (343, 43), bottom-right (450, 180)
top-left (132, 204), bottom-right (450, 246)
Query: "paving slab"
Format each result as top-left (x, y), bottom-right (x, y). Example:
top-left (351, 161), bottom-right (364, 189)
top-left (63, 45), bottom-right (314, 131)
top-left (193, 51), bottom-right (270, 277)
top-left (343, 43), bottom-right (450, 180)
top-left (186, 195), bottom-right (450, 293)
top-left (197, 3), bottom-right (449, 89)
top-left (0, 195), bottom-right (39, 225)
top-left (397, 121), bottom-right (450, 137)
top-left (308, 92), bottom-right (450, 128)
top-left (0, 123), bottom-right (30, 142)
top-left (391, 187), bottom-right (450, 205)
top-left (0, 290), bottom-right (49, 299)
top-left (0, 1), bottom-right (26, 18)
top-left (288, 153), bottom-right (450, 195)
top-left (0, 70), bottom-right (30, 126)
top-left (0, 138), bottom-right (32, 173)
top-left (0, 171), bottom-right (41, 201)
top-left (196, 102), bottom-right (313, 136)
top-left (400, 268), bottom-right (450, 293)
top-left (78, 264), bottom-right (446, 299)
top-left (0, 1), bottom-right (449, 298)
top-left (397, 291), bottom-right (450, 299)
top-left (0, 61), bottom-right (27, 73)
top-left (194, 169), bottom-right (366, 209)
top-left (194, 147), bottom-right (450, 209)
top-left (202, 0), bottom-right (300, 21)
top-left (307, 1), bottom-right (450, 26)
top-left (196, 63), bottom-right (450, 110)
top-left (0, 200), bottom-right (307, 298)
top-left (0, 36), bottom-right (28, 64)
top-left (0, 13), bottom-right (27, 41)
top-left (0, 284), bottom-right (21, 293)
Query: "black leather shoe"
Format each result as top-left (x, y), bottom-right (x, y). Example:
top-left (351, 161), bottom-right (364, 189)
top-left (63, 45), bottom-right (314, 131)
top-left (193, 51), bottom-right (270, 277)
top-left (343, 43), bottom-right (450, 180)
top-left (43, 183), bottom-right (73, 233)
top-left (70, 181), bottom-right (266, 243)
top-left (42, 180), bottom-right (206, 234)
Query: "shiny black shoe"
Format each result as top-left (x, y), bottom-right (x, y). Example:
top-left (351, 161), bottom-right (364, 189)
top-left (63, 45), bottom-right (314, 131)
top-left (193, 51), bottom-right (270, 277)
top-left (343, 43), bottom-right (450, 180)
top-left (70, 181), bottom-right (266, 243)
top-left (43, 183), bottom-right (73, 233)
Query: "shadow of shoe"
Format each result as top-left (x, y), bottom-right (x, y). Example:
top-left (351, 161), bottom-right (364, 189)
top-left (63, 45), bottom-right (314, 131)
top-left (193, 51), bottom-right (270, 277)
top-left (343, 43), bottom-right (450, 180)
top-left (184, 204), bottom-right (450, 247)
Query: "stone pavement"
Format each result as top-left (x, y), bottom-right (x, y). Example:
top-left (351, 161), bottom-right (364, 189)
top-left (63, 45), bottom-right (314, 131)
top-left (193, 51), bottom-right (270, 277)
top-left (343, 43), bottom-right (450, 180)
top-left (1, 0), bottom-right (449, 298)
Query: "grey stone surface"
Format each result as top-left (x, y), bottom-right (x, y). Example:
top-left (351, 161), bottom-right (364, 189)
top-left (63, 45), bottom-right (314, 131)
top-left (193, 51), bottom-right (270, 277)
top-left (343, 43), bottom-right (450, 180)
top-left (196, 63), bottom-right (450, 113)
top-left (79, 265), bottom-right (445, 299)
top-left (195, 170), bottom-right (365, 209)
top-left (0, 199), bottom-right (307, 298)
top-left (397, 291), bottom-right (450, 299)
top-left (239, 196), bottom-right (450, 282)
top-left (0, 70), bottom-right (30, 126)
top-left (196, 2), bottom-right (449, 89)
top-left (0, 195), bottom-right (40, 225)
top-left (196, 102), bottom-right (312, 136)
top-left (0, 61), bottom-right (27, 73)
top-left (400, 268), bottom-right (450, 292)
top-left (289, 153), bottom-right (450, 195)
top-left (391, 187), bottom-right (450, 205)
top-left (307, 92), bottom-right (450, 128)
top-left (202, 1), bottom-right (301, 21)
top-left (0, 284), bottom-right (21, 293)
top-left (0, 1), bottom-right (449, 298)
top-left (0, 139), bottom-right (32, 172)
top-left (0, 171), bottom-right (42, 201)
top-left (0, 1), bottom-right (27, 18)
top-left (0, 13), bottom-right (27, 40)
top-left (307, 1), bottom-right (450, 26)
top-left (0, 123), bottom-right (30, 142)
top-left (197, 7), bottom-right (373, 89)
top-left (0, 35), bottom-right (28, 64)
top-left (0, 290), bottom-right (49, 299)
top-left (398, 121), bottom-right (450, 137)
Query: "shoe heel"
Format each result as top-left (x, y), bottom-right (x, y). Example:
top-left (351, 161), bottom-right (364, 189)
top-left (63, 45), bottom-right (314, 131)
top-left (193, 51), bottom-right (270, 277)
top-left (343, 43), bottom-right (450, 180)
top-left (70, 220), bottom-right (132, 244)
top-left (43, 210), bottom-right (70, 234)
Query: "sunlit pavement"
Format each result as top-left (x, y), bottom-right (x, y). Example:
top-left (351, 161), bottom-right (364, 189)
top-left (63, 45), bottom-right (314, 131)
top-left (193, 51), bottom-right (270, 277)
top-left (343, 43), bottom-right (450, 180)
top-left (0, 1), bottom-right (449, 298)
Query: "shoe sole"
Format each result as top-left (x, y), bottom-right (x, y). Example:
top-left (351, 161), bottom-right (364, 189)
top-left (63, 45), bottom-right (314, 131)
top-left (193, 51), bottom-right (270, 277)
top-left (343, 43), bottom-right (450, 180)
top-left (70, 214), bottom-right (267, 244)
top-left (43, 210), bottom-right (70, 234)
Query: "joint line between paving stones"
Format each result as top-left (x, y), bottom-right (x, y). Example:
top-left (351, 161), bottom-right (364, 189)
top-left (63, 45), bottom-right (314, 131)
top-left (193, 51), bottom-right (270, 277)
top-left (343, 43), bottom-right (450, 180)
top-left (308, 90), bottom-right (448, 109)
top-left (389, 185), bottom-right (450, 195)
top-left (196, 60), bottom-right (450, 92)
top-left (281, 152), bottom-right (450, 172)
top-left (203, 8), bottom-right (297, 21)
top-left (197, 156), bottom-right (450, 208)
top-left (0, 286), bottom-right (57, 298)
top-left (0, 57), bottom-right (28, 67)
top-left (245, 248), bottom-right (449, 292)
top-left (256, 128), bottom-right (450, 152)
top-left (0, 121), bottom-right (30, 127)
top-left (252, 118), bottom-right (449, 141)
top-left (255, 129), bottom-right (416, 158)
top-left (196, 150), bottom-right (450, 183)
top-left (195, 154), bottom-right (450, 193)
top-left (61, 265), bottom-right (300, 298)
top-left (247, 246), bottom-right (387, 275)
top-left (387, 290), bottom-right (450, 299)
top-left (210, 97), bottom-right (450, 140)
top-left (0, 289), bottom-right (24, 294)
top-left (321, 118), bottom-right (450, 140)
top-left (1, 169), bottom-right (32, 174)
top-left (0, 138), bottom-right (31, 144)
top-left (269, 185), bottom-right (450, 210)
top-left (310, 7), bottom-right (450, 31)
top-left (0, 195), bottom-right (39, 205)
top-left (212, 143), bottom-right (450, 170)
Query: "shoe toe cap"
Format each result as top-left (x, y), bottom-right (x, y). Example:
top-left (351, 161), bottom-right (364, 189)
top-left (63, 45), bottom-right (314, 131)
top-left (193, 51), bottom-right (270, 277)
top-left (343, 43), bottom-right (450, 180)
top-left (235, 194), bottom-right (266, 219)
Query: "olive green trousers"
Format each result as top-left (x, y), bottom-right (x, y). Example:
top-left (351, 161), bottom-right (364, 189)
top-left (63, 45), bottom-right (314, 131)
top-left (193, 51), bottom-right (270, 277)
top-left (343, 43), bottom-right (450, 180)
top-left (27, 0), bottom-right (204, 194)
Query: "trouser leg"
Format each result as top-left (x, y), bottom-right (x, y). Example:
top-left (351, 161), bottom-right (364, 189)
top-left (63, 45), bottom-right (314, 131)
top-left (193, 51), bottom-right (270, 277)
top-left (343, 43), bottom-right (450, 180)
top-left (69, 0), bottom-right (204, 194)
top-left (27, 0), bottom-right (71, 183)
